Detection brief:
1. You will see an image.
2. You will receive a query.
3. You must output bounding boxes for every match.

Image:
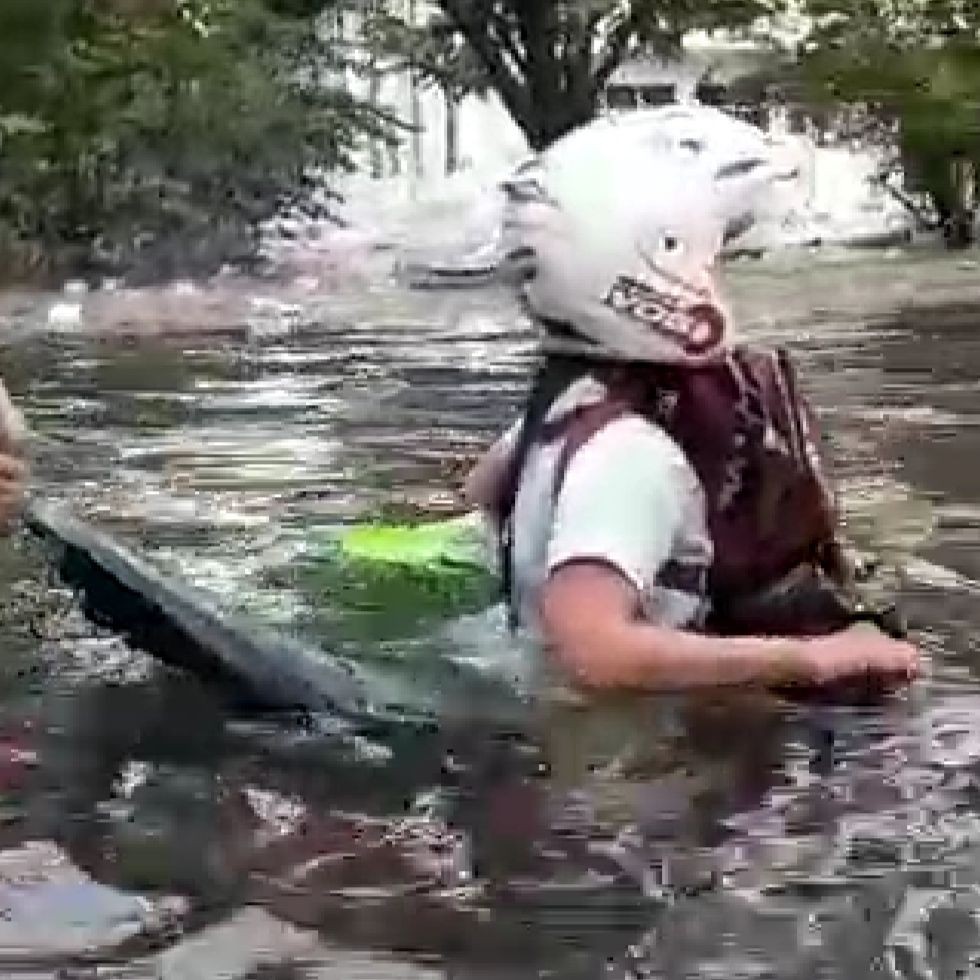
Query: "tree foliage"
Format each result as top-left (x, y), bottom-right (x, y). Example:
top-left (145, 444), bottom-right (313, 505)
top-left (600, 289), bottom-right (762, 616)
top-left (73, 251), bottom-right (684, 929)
top-left (363, 7), bottom-right (488, 103)
top-left (798, 0), bottom-right (980, 241)
top-left (368, 0), bottom-right (782, 151)
top-left (0, 0), bottom-right (384, 284)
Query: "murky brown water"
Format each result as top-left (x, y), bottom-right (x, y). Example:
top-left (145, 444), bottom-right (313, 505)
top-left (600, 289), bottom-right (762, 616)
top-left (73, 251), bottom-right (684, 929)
top-left (0, 248), bottom-right (979, 978)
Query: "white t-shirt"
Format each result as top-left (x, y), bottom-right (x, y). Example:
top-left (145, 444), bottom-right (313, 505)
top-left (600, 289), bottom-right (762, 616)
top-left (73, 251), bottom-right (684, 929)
top-left (501, 376), bottom-right (713, 634)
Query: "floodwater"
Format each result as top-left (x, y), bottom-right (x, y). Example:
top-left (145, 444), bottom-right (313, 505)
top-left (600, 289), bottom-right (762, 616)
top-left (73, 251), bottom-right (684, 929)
top-left (0, 248), bottom-right (978, 977)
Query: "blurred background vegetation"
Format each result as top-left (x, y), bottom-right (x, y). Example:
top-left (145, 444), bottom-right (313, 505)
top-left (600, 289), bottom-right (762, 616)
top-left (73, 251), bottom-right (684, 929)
top-left (0, 0), bottom-right (976, 287)
top-left (797, 0), bottom-right (980, 245)
top-left (0, 0), bottom-right (392, 284)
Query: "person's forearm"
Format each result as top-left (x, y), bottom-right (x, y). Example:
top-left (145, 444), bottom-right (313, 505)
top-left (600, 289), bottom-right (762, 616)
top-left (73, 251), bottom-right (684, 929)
top-left (552, 621), bottom-right (809, 692)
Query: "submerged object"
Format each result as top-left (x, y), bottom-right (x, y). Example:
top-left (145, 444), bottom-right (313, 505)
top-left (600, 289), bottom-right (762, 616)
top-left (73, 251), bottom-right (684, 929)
top-left (27, 501), bottom-right (375, 721)
top-left (26, 501), bottom-right (522, 731)
top-left (336, 512), bottom-right (489, 576)
top-left (297, 512), bottom-right (496, 645)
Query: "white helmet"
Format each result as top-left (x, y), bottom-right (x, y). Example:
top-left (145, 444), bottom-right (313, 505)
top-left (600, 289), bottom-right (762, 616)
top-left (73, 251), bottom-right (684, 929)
top-left (499, 106), bottom-right (801, 366)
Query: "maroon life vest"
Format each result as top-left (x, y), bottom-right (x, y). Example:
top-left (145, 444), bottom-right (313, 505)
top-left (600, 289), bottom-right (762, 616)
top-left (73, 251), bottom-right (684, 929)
top-left (500, 345), bottom-right (903, 637)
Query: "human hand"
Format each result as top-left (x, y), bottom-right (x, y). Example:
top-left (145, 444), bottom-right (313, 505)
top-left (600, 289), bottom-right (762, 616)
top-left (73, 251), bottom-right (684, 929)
top-left (0, 380), bottom-right (27, 532)
top-left (0, 452), bottom-right (26, 529)
top-left (800, 626), bottom-right (920, 689)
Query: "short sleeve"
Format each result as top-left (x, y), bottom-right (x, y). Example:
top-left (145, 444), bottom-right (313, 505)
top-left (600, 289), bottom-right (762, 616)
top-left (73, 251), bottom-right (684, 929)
top-left (546, 418), bottom-right (690, 595)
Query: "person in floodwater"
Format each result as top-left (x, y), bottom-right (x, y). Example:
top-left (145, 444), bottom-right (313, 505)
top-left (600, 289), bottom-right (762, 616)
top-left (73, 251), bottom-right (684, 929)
top-left (465, 106), bottom-right (919, 693)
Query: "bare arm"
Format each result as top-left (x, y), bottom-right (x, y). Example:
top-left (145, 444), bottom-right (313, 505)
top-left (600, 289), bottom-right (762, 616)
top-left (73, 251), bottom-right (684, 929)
top-left (540, 562), bottom-right (919, 692)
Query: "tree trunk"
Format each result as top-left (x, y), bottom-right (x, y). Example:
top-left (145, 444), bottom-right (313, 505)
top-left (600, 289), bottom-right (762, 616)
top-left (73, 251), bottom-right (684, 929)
top-left (522, 92), bottom-right (597, 151)
top-left (444, 87), bottom-right (459, 175)
top-left (942, 157), bottom-right (977, 249)
top-left (408, 0), bottom-right (423, 181)
top-left (517, 3), bottom-right (597, 149)
top-left (368, 69), bottom-right (383, 179)
top-left (438, 0), bottom-right (602, 151)
top-left (410, 79), bottom-right (424, 181)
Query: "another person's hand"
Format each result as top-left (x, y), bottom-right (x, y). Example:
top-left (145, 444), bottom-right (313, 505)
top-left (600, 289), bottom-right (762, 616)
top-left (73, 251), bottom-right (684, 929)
top-left (0, 380), bottom-right (27, 531)
top-left (0, 452), bottom-right (26, 529)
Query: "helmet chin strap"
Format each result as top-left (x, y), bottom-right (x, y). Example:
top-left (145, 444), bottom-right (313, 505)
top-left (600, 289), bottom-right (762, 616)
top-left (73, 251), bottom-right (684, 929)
top-left (537, 327), bottom-right (730, 367)
top-left (538, 333), bottom-right (627, 362)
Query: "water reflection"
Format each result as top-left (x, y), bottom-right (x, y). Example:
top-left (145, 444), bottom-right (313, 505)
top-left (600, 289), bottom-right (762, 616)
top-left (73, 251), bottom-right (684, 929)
top-left (0, 253), bottom-right (978, 975)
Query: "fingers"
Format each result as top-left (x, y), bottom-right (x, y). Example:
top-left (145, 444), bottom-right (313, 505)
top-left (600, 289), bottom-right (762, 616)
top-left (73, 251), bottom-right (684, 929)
top-left (0, 454), bottom-right (26, 484)
top-left (0, 454), bottom-right (28, 527)
top-left (0, 382), bottom-right (25, 450)
top-left (0, 484), bottom-right (23, 505)
top-left (0, 483), bottom-right (25, 514)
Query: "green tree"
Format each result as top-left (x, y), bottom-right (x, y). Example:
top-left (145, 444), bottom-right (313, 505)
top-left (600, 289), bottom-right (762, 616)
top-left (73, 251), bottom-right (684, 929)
top-left (368, 0), bottom-right (782, 152)
top-left (0, 0), bottom-right (387, 283)
top-left (363, 5), bottom-right (489, 174)
top-left (798, 0), bottom-right (980, 245)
